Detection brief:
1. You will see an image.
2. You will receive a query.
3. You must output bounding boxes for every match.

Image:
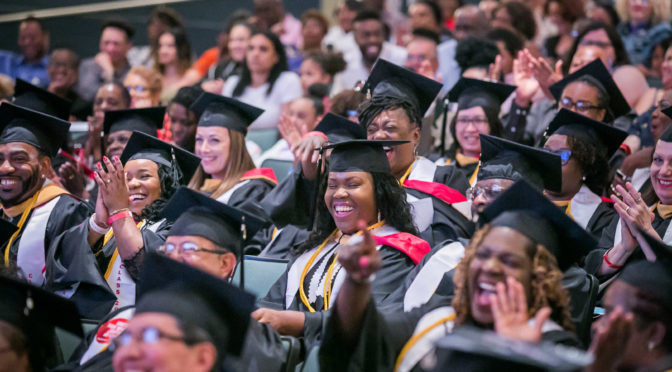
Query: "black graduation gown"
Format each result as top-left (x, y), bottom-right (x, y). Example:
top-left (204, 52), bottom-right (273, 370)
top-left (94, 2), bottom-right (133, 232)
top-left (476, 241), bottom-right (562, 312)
top-left (252, 224), bottom-right (311, 259)
top-left (2, 192), bottom-right (91, 283)
top-left (210, 169), bottom-right (277, 216)
top-left (554, 185), bottom-right (617, 243)
top-left (441, 156), bottom-right (479, 186)
top-left (46, 219), bottom-right (170, 319)
top-left (318, 293), bottom-right (577, 372)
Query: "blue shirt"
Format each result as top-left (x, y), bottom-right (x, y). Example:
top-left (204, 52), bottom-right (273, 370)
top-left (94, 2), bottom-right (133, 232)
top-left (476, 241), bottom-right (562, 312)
top-left (0, 50), bottom-right (50, 88)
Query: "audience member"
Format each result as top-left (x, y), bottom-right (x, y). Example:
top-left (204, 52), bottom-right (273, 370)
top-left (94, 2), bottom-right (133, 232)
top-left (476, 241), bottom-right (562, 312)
top-left (254, 0), bottom-right (303, 48)
top-left (408, 0), bottom-right (451, 43)
top-left (154, 28), bottom-right (192, 103)
top-left (46, 47), bottom-right (91, 120)
top-left (322, 0), bottom-right (364, 53)
top-left (82, 82), bottom-right (131, 166)
top-left (0, 17), bottom-right (50, 88)
top-left (167, 85), bottom-right (203, 152)
top-left (405, 28), bottom-right (440, 79)
top-left (127, 6), bottom-right (184, 68)
top-left (123, 66), bottom-right (162, 109)
top-left (287, 9), bottom-right (330, 72)
top-left (615, 0), bottom-right (671, 68)
top-left (299, 51), bottom-right (346, 93)
top-left (543, 0), bottom-right (583, 62)
top-left (328, 88), bottom-right (366, 122)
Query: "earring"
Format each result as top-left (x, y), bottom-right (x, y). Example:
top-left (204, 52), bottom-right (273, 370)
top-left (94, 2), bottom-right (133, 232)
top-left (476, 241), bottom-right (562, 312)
top-left (649, 341), bottom-right (656, 351)
top-left (378, 211), bottom-right (381, 223)
top-left (582, 176), bottom-right (586, 181)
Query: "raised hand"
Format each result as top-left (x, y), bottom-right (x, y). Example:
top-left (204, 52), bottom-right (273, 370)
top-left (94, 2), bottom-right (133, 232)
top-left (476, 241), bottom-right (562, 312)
top-left (337, 220), bottom-right (382, 284)
top-left (491, 277), bottom-right (551, 343)
top-left (612, 183), bottom-right (655, 253)
top-left (94, 156), bottom-right (129, 213)
top-left (488, 54), bottom-right (503, 82)
top-left (512, 50), bottom-right (540, 107)
top-left (526, 49), bottom-right (563, 99)
top-left (58, 161), bottom-right (87, 199)
top-left (278, 113), bottom-right (303, 149)
top-left (586, 307), bottom-right (633, 372)
top-left (291, 134), bottom-right (327, 181)
top-left (251, 308), bottom-right (305, 337)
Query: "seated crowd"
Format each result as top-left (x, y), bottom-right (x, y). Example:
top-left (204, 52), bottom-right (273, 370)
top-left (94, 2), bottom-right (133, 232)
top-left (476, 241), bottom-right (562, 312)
top-left (0, 0), bottom-right (672, 371)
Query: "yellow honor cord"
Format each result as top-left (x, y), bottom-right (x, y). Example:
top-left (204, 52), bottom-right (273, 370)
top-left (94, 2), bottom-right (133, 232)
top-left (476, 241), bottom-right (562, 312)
top-left (102, 220), bottom-right (145, 280)
top-left (393, 313), bottom-right (456, 372)
top-left (469, 163), bottom-right (479, 186)
top-left (398, 158), bottom-right (416, 185)
top-left (3, 191), bottom-right (41, 266)
top-left (299, 220), bottom-right (386, 312)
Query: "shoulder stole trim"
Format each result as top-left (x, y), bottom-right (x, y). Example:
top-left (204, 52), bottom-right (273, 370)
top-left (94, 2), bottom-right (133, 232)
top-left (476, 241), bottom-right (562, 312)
top-left (601, 196), bottom-right (614, 203)
top-left (373, 232), bottom-right (430, 265)
top-left (402, 179), bottom-right (467, 204)
top-left (241, 168), bottom-right (278, 184)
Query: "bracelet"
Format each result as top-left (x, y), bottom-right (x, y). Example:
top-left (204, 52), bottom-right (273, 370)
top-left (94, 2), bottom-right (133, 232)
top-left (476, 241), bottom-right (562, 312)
top-left (107, 210), bottom-right (133, 226)
top-left (89, 214), bottom-right (110, 234)
top-left (619, 144), bottom-right (632, 156)
top-left (603, 250), bottom-right (624, 269)
top-left (302, 131), bottom-right (328, 142)
top-left (109, 208), bottom-right (130, 216)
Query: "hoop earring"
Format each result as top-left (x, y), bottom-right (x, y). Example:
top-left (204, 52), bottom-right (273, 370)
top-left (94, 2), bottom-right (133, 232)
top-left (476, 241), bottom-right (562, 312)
top-left (378, 211), bottom-right (381, 223)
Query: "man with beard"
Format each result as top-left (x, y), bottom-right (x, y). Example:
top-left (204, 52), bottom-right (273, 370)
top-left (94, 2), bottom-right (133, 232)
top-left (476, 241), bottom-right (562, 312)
top-left (0, 102), bottom-right (90, 286)
top-left (331, 10), bottom-right (407, 95)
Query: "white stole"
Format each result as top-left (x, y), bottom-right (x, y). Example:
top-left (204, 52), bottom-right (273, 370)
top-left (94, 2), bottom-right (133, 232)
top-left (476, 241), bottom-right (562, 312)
top-left (568, 185), bottom-right (602, 230)
top-left (79, 307), bottom-right (136, 364)
top-left (16, 196), bottom-right (61, 286)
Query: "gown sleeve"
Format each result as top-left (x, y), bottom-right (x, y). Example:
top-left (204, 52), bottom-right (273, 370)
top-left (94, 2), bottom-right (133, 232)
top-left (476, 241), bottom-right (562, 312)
top-left (259, 164), bottom-right (317, 228)
top-left (228, 178), bottom-right (276, 212)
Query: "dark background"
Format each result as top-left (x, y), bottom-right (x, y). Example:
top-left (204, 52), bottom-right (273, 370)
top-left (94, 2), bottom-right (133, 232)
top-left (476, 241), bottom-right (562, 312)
top-left (0, 0), bottom-right (319, 59)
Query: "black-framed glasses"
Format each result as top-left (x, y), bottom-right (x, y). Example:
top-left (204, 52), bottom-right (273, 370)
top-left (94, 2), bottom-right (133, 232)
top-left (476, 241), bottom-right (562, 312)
top-left (456, 117), bottom-right (489, 126)
top-left (110, 326), bottom-right (188, 351)
top-left (466, 184), bottom-right (507, 201)
top-left (158, 242), bottom-right (229, 256)
top-left (559, 97), bottom-right (603, 114)
top-left (544, 148), bottom-right (572, 165)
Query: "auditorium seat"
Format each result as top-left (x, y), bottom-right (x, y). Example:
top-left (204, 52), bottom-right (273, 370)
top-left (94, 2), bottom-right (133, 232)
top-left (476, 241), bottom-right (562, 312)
top-left (231, 255), bottom-right (289, 297)
top-left (261, 158), bottom-right (294, 183)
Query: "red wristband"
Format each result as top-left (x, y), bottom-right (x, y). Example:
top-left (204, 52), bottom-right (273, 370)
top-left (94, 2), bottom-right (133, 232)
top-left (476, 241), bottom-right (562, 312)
top-left (603, 250), bottom-right (623, 269)
top-left (302, 131), bottom-right (328, 142)
top-left (620, 144), bottom-right (631, 156)
top-left (107, 210), bottom-right (133, 226)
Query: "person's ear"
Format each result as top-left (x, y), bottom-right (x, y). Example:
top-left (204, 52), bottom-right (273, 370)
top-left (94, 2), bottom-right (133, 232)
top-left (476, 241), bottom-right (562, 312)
top-left (648, 321), bottom-right (667, 351)
top-left (220, 252), bottom-right (238, 279)
top-left (192, 342), bottom-right (218, 372)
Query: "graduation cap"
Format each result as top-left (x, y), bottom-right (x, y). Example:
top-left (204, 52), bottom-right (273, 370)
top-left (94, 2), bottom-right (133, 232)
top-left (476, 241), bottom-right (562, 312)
top-left (191, 92), bottom-right (264, 135)
top-left (447, 77), bottom-right (516, 113)
top-left (136, 253), bottom-right (256, 358)
top-left (478, 134), bottom-right (562, 192)
top-left (0, 275), bottom-right (83, 371)
top-left (362, 58), bottom-right (443, 115)
top-left (120, 131), bottom-right (201, 184)
top-left (546, 108), bottom-right (628, 157)
top-left (12, 78), bottom-right (72, 120)
top-left (0, 102), bottom-right (70, 158)
top-left (549, 58), bottom-right (630, 119)
top-left (431, 327), bottom-right (593, 372)
top-left (103, 107), bottom-right (165, 136)
top-left (480, 180), bottom-right (597, 270)
top-left (0, 219), bottom-right (17, 246)
top-left (313, 113), bottom-right (366, 143)
top-left (162, 187), bottom-right (265, 255)
top-left (663, 105), bottom-right (672, 120)
top-left (321, 139), bottom-right (409, 174)
top-left (618, 227), bottom-right (672, 312)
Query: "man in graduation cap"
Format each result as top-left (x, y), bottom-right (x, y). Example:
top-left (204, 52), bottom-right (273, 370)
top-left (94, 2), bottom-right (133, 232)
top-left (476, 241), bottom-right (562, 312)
top-left (297, 59), bottom-right (474, 246)
top-left (0, 102), bottom-right (91, 286)
top-left (318, 180), bottom-right (593, 372)
top-left (102, 107), bottom-right (165, 159)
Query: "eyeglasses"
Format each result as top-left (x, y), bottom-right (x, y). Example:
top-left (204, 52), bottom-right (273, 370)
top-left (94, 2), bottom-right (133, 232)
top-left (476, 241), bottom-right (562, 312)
top-left (578, 40), bottom-right (613, 49)
top-left (111, 326), bottom-right (188, 351)
top-left (558, 97), bottom-right (603, 114)
top-left (125, 85), bottom-right (148, 93)
top-left (456, 117), bottom-right (489, 126)
top-left (466, 184), bottom-right (507, 201)
top-left (544, 148), bottom-right (572, 165)
top-left (158, 242), bottom-right (229, 256)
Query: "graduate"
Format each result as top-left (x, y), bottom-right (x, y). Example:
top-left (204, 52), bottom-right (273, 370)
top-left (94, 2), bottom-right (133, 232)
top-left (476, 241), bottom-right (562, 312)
top-left (586, 126), bottom-right (672, 281)
top-left (318, 181), bottom-right (594, 372)
top-left (587, 230), bottom-right (672, 372)
top-left (102, 107), bottom-right (165, 159)
top-left (256, 140), bottom-right (430, 345)
top-left (189, 92), bottom-right (277, 210)
top-left (543, 109), bottom-right (627, 240)
top-left (436, 77), bottom-right (516, 186)
top-left (383, 134), bottom-right (562, 312)
top-left (111, 254), bottom-right (256, 372)
top-left (0, 103), bottom-right (91, 286)
top-left (0, 274), bottom-right (83, 372)
top-left (47, 131), bottom-right (200, 318)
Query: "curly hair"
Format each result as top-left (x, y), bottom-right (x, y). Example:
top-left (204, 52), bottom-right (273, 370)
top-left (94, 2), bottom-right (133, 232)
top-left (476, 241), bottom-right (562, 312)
top-left (294, 171), bottom-right (418, 255)
top-left (140, 162), bottom-right (183, 222)
top-left (304, 50), bottom-right (347, 77)
top-left (233, 31), bottom-right (288, 97)
top-left (566, 134), bottom-right (610, 195)
top-left (455, 37), bottom-right (500, 72)
top-left (358, 95), bottom-right (422, 132)
top-left (330, 89), bottom-right (366, 118)
top-left (452, 225), bottom-right (574, 331)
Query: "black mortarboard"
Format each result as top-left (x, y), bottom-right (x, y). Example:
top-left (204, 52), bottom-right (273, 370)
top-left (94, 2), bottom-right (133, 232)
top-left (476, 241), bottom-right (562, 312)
top-left (618, 227), bottom-right (672, 312)
top-left (103, 107), bottom-right (165, 136)
top-left (549, 58), bottom-right (630, 119)
top-left (478, 134), bottom-right (562, 192)
top-left (546, 109), bottom-right (628, 157)
top-left (136, 253), bottom-right (256, 357)
top-left (447, 77), bottom-right (516, 112)
top-left (321, 139), bottom-right (408, 174)
top-left (191, 92), bottom-right (263, 135)
top-left (362, 58), bottom-right (443, 115)
top-left (120, 131), bottom-right (201, 183)
top-left (162, 187), bottom-right (265, 255)
top-left (12, 78), bottom-right (72, 120)
top-left (660, 125), bottom-right (672, 143)
top-left (313, 113), bottom-right (366, 142)
top-left (0, 275), bottom-right (83, 371)
top-left (663, 105), bottom-right (672, 120)
top-left (431, 327), bottom-right (593, 372)
top-left (480, 180), bottom-right (596, 270)
top-left (0, 102), bottom-right (70, 158)
top-left (0, 219), bottom-right (18, 246)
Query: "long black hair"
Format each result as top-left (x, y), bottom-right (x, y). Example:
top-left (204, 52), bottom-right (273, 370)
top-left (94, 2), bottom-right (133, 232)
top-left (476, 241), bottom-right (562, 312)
top-left (140, 162), bottom-right (183, 222)
top-left (294, 170), bottom-right (418, 255)
top-left (232, 30), bottom-right (288, 97)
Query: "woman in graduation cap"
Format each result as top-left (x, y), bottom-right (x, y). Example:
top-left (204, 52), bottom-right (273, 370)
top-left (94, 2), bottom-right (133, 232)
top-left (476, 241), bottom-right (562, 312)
top-left (586, 126), bottom-right (672, 281)
top-left (543, 109), bottom-right (627, 239)
top-left (255, 140), bottom-right (430, 343)
top-left (437, 77), bottom-right (515, 186)
top-left (188, 92), bottom-right (278, 209)
top-left (318, 181), bottom-right (589, 372)
top-left (47, 131), bottom-right (200, 319)
top-left (102, 107), bottom-right (166, 159)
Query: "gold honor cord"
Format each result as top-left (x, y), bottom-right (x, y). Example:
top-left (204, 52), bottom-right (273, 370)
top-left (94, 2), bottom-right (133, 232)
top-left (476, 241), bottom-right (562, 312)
top-left (393, 313), bottom-right (457, 372)
top-left (4, 192), bottom-right (40, 266)
top-left (103, 220), bottom-right (145, 280)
